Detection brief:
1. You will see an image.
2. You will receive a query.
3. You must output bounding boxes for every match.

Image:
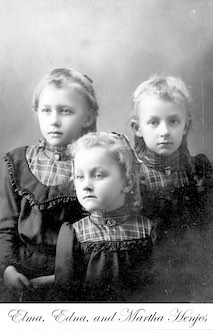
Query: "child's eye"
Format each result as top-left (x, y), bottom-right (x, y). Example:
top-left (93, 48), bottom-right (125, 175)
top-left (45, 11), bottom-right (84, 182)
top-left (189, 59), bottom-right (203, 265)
top-left (41, 108), bottom-right (51, 113)
top-left (61, 108), bottom-right (73, 114)
top-left (75, 174), bottom-right (84, 180)
top-left (170, 119), bottom-right (179, 125)
top-left (148, 120), bottom-right (158, 126)
top-left (94, 173), bottom-right (104, 179)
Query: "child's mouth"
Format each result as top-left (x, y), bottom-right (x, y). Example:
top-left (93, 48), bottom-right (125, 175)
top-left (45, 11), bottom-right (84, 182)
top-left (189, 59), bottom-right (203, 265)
top-left (158, 142), bottom-right (172, 145)
top-left (48, 131), bottom-right (63, 136)
top-left (83, 195), bottom-right (96, 199)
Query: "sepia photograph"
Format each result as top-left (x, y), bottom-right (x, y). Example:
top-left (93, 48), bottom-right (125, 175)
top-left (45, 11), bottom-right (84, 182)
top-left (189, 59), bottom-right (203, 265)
top-left (0, 0), bottom-right (213, 329)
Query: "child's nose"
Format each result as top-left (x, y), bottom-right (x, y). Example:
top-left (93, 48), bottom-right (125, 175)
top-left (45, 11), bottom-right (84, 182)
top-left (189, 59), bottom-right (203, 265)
top-left (83, 177), bottom-right (93, 191)
top-left (159, 122), bottom-right (169, 137)
top-left (50, 111), bottom-right (60, 126)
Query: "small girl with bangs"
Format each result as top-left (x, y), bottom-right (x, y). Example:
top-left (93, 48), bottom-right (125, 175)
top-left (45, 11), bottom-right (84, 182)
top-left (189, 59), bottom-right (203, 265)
top-left (131, 75), bottom-right (212, 228)
top-left (0, 68), bottom-right (98, 301)
top-left (55, 132), bottom-right (153, 301)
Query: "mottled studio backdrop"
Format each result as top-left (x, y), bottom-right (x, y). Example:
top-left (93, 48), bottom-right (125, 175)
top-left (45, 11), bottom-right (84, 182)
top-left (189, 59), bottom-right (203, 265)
top-left (0, 0), bottom-right (213, 183)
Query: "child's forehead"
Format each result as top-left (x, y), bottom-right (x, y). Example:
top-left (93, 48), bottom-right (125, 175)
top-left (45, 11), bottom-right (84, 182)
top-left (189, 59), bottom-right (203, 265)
top-left (38, 84), bottom-right (89, 108)
top-left (138, 97), bottom-right (187, 118)
top-left (139, 95), bottom-right (171, 108)
top-left (73, 146), bottom-right (119, 168)
top-left (73, 144), bottom-right (125, 174)
top-left (137, 94), bottom-right (185, 113)
top-left (138, 93), bottom-right (172, 104)
top-left (137, 91), bottom-right (187, 108)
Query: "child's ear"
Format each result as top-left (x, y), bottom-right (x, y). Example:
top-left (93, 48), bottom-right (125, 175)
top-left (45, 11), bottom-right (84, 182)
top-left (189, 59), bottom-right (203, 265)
top-left (83, 110), bottom-right (95, 128)
top-left (131, 119), bottom-right (142, 137)
top-left (122, 175), bottom-right (134, 193)
top-left (183, 124), bottom-right (189, 135)
top-left (183, 118), bottom-right (191, 135)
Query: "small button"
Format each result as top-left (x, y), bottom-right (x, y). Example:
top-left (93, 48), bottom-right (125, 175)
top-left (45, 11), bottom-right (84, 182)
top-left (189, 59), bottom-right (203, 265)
top-left (165, 167), bottom-right (171, 176)
top-left (106, 219), bottom-right (117, 227)
top-left (55, 154), bottom-right (60, 161)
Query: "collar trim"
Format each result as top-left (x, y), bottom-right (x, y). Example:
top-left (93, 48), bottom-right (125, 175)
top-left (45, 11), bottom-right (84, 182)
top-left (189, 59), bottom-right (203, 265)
top-left (38, 138), bottom-right (71, 161)
top-left (90, 204), bottom-right (130, 226)
top-left (139, 148), bottom-right (180, 175)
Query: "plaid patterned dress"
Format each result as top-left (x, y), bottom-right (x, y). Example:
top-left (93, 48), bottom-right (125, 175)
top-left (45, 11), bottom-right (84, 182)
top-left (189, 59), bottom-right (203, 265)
top-left (55, 204), bottom-right (153, 301)
top-left (138, 148), bottom-right (195, 220)
top-left (26, 138), bottom-right (73, 186)
top-left (0, 140), bottom-right (80, 299)
top-left (139, 148), bottom-right (190, 191)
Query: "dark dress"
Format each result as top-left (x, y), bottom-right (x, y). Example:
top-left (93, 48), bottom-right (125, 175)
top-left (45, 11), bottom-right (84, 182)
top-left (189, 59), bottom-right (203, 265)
top-left (130, 148), bottom-right (213, 303)
top-left (138, 148), bottom-right (213, 232)
top-left (0, 146), bottom-right (82, 301)
top-left (55, 205), bottom-right (153, 302)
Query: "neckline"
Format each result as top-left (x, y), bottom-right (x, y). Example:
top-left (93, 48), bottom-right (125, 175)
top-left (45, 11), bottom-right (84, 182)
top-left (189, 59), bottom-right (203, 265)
top-left (139, 148), bottom-right (180, 175)
top-left (90, 204), bottom-right (130, 227)
top-left (38, 138), bottom-right (71, 161)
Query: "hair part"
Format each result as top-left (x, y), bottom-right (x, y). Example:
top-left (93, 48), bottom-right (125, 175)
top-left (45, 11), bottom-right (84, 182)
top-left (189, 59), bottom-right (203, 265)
top-left (32, 68), bottom-right (99, 133)
top-left (71, 132), bottom-right (141, 212)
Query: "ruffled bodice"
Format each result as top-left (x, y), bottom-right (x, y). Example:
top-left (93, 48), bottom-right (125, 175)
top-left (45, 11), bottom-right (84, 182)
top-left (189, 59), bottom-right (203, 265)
top-left (4, 145), bottom-right (76, 209)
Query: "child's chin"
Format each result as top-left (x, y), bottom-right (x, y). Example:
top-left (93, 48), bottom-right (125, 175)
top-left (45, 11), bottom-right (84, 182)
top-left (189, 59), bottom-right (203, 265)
top-left (82, 204), bottom-right (100, 213)
top-left (83, 205), bottom-right (107, 213)
top-left (156, 149), bottom-right (174, 157)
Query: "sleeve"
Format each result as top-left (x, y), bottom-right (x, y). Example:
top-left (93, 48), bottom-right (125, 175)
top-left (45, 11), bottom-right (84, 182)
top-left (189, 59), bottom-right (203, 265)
top-left (55, 222), bottom-right (83, 301)
top-left (0, 162), bottom-right (21, 277)
top-left (193, 153), bottom-right (213, 191)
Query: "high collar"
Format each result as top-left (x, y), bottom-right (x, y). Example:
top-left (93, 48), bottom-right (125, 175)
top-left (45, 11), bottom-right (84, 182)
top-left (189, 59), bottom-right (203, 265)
top-left (90, 204), bottom-right (130, 227)
top-left (139, 148), bottom-right (180, 175)
top-left (38, 138), bottom-right (71, 161)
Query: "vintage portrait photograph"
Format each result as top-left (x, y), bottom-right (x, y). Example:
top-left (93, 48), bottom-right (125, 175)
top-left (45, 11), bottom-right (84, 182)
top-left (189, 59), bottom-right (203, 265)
top-left (0, 0), bottom-right (213, 329)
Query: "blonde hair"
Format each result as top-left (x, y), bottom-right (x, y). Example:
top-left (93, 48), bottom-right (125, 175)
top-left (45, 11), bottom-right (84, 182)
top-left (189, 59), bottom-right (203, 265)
top-left (71, 132), bottom-right (141, 212)
top-left (32, 68), bottom-right (99, 133)
top-left (132, 75), bottom-right (193, 170)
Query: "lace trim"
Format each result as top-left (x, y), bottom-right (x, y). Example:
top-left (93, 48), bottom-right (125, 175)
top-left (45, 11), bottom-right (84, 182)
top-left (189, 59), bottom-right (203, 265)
top-left (81, 237), bottom-right (152, 253)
